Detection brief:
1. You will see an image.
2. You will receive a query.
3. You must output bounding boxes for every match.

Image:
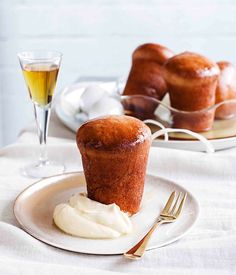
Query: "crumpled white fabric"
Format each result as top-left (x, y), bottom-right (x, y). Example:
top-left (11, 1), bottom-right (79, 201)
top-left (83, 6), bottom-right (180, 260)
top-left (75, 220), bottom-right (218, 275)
top-left (0, 133), bottom-right (236, 275)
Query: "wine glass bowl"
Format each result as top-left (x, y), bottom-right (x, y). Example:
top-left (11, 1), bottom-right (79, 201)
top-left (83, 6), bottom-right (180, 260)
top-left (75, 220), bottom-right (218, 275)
top-left (18, 51), bottom-right (64, 178)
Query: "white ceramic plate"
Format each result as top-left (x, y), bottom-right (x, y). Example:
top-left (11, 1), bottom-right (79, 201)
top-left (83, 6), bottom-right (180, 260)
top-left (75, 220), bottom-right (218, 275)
top-left (55, 83), bottom-right (236, 152)
top-left (14, 172), bottom-right (199, 255)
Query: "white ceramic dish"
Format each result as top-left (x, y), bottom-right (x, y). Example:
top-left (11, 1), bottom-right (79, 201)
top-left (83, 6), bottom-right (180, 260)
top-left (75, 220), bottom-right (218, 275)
top-left (55, 82), bottom-right (236, 151)
top-left (14, 172), bottom-right (199, 255)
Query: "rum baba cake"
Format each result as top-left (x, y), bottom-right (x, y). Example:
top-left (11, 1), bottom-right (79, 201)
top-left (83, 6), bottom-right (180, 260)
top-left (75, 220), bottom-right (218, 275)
top-left (163, 51), bottom-right (220, 132)
top-left (76, 115), bottom-right (152, 214)
top-left (123, 43), bottom-right (174, 119)
top-left (215, 61), bottom-right (236, 119)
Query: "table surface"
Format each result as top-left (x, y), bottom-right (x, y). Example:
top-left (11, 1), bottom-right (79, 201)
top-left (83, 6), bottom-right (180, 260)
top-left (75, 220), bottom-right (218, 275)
top-left (0, 112), bottom-right (236, 275)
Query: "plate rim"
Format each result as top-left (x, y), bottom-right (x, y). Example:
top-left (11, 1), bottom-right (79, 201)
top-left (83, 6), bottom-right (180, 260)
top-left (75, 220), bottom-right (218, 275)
top-left (55, 102), bottom-right (236, 143)
top-left (54, 85), bottom-right (236, 146)
top-left (13, 171), bottom-right (199, 255)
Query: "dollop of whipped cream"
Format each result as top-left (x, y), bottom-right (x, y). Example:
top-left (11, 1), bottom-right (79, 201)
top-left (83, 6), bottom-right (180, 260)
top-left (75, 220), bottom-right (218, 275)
top-left (53, 193), bottom-right (133, 239)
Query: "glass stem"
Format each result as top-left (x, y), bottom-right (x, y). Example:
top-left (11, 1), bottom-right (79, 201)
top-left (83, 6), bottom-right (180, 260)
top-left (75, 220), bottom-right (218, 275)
top-left (33, 104), bottom-right (51, 165)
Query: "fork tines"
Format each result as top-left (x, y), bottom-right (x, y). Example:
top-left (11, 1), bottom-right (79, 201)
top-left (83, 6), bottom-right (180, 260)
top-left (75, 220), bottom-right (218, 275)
top-left (161, 191), bottom-right (187, 218)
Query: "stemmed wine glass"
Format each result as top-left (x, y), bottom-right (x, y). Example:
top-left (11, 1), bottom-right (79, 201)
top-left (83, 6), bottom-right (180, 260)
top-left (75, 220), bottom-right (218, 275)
top-left (18, 51), bottom-right (65, 178)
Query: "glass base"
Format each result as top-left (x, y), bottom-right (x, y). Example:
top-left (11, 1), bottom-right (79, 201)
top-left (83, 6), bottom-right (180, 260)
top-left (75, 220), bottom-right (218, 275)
top-left (21, 160), bottom-right (65, 178)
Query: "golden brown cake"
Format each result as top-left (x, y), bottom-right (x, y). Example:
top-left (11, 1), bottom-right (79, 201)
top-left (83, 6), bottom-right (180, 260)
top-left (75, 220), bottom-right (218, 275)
top-left (215, 61), bottom-right (236, 119)
top-left (163, 51), bottom-right (220, 132)
top-left (123, 43), bottom-right (174, 119)
top-left (76, 115), bottom-right (152, 214)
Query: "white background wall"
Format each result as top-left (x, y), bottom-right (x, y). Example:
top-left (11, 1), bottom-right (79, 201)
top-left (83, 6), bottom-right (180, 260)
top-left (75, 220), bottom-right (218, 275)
top-left (1, 0), bottom-right (236, 146)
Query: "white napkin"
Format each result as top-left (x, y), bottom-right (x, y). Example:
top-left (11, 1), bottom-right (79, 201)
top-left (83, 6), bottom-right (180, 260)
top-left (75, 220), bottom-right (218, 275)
top-left (0, 140), bottom-right (236, 274)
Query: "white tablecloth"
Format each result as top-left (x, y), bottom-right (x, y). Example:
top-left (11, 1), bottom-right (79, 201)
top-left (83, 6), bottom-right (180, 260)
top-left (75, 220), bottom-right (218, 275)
top-left (0, 114), bottom-right (236, 274)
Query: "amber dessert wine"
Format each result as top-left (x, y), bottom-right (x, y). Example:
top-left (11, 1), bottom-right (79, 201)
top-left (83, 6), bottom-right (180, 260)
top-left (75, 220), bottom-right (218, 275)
top-left (18, 51), bottom-right (64, 178)
top-left (23, 63), bottom-right (59, 106)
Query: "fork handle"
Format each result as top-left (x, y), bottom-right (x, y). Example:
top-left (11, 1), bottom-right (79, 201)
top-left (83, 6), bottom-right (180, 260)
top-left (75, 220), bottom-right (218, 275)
top-left (124, 218), bottom-right (164, 259)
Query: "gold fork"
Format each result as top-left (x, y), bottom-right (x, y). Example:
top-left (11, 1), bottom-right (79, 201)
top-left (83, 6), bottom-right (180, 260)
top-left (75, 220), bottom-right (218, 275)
top-left (124, 191), bottom-right (187, 259)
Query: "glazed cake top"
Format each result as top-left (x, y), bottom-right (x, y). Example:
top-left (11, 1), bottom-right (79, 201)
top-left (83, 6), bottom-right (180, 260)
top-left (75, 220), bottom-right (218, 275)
top-left (132, 43), bottom-right (174, 65)
top-left (217, 61), bottom-right (235, 71)
top-left (164, 51), bottom-right (220, 80)
top-left (76, 115), bottom-right (151, 151)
